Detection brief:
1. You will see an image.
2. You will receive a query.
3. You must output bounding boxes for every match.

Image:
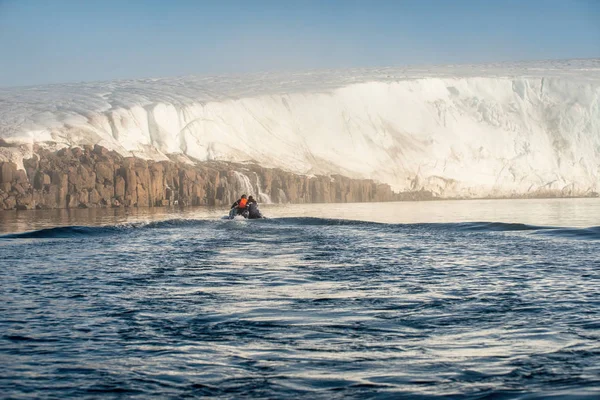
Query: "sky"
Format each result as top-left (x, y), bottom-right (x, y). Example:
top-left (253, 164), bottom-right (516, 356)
top-left (0, 0), bottom-right (599, 87)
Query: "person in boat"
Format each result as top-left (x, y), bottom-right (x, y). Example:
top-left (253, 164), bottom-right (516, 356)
top-left (246, 196), bottom-right (264, 219)
top-left (229, 194), bottom-right (248, 218)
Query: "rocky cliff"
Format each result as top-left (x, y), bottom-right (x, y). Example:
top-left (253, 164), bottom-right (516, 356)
top-left (0, 145), bottom-right (405, 210)
top-left (2, 60), bottom-right (599, 198)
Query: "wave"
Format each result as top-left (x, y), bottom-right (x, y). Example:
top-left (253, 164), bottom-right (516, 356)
top-left (0, 217), bottom-right (377, 239)
top-left (0, 219), bottom-right (215, 239)
top-left (452, 222), bottom-right (546, 232)
top-left (436, 221), bottom-right (600, 239)
top-left (270, 217), bottom-right (386, 227)
top-left (2, 218), bottom-right (599, 240)
top-left (0, 225), bottom-right (124, 239)
top-left (532, 226), bottom-right (600, 240)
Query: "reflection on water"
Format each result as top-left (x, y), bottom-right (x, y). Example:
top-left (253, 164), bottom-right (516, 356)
top-left (0, 206), bottom-right (218, 234)
top-left (1, 198), bottom-right (599, 234)
top-left (265, 198), bottom-right (600, 227)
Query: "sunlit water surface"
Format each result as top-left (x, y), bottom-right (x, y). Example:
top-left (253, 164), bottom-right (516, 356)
top-left (1, 199), bottom-right (599, 399)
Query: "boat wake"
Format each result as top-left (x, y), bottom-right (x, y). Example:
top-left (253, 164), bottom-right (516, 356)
top-left (2, 218), bottom-right (599, 240)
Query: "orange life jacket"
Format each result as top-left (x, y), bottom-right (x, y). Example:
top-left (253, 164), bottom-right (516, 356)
top-left (238, 198), bottom-right (248, 208)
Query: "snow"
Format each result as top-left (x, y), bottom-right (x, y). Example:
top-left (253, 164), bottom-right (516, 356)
top-left (1, 59), bottom-right (599, 197)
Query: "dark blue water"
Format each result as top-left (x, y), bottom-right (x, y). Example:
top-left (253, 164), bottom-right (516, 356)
top-left (1, 217), bottom-right (600, 399)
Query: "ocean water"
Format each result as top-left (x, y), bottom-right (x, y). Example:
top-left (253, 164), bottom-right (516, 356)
top-left (1, 199), bottom-right (599, 399)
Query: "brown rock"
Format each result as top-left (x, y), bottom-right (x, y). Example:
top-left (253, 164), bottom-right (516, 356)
top-left (67, 166), bottom-right (80, 191)
top-left (0, 162), bottom-right (17, 184)
top-left (4, 195), bottom-right (16, 209)
top-left (71, 147), bottom-right (83, 158)
top-left (15, 169), bottom-right (28, 184)
top-left (77, 189), bottom-right (89, 205)
top-left (34, 172), bottom-right (51, 190)
top-left (89, 189), bottom-right (101, 205)
top-left (67, 165), bottom-right (95, 191)
top-left (57, 148), bottom-right (72, 158)
top-left (16, 193), bottom-right (34, 210)
top-left (95, 162), bottom-right (114, 184)
top-left (123, 167), bottom-right (137, 206)
top-left (26, 168), bottom-right (36, 182)
top-left (0, 144), bottom-right (401, 210)
top-left (79, 165), bottom-right (96, 189)
top-left (93, 144), bottom-right (109, 156)
top-left (43, 185), bottom-right (59, 209)
top-left (13, 183), bottom-right (26, 195)
top-left (135, 166), bottom-right (151, 201)
top-left (115, 175), bottom-right (125, 199)
top-left (67, 193), bottom-right (79, 208)
top-left (51, 172), bottom-right (66, 186)
top-left (136, 183), bottom-right (149, 207)
top-left (81, 154), bottom-right (94, 166)
top-left (149, 163), bottom-right (165, 205)
top-left (95, 183), bottom-right (113, 204)
top-left (23, 156), bottom-right (39, 171)
top-left (50, 172), bottom-right (69, 209)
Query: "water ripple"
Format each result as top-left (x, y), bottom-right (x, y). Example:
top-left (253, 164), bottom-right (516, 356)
top-left (1, 217), bottom-right (599, 398)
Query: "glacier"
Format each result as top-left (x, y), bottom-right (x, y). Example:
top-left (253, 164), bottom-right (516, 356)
top-left (1, 59), bottom-right (599, 198)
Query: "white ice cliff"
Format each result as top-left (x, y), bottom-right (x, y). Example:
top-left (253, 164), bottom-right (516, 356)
top-left (1, 59), bottom-right (599, 197)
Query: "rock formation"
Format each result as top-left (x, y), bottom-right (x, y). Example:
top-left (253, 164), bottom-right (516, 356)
top-left (0, 145), bottom-right (405, 210)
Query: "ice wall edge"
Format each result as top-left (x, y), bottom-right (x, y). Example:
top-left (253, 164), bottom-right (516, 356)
top-left (1, 61), bottom-right (599, 199)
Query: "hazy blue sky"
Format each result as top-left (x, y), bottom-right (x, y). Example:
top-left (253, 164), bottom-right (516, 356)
top-left (0, 0), bottom-right (599, 87)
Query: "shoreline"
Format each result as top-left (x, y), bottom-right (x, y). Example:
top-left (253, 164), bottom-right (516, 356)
top-left (0, 145), bottom-right (398, 211)
top-left (1, 192), bottom-right (598, 214)
top-left (1, 144), bottom-right (598, 212)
